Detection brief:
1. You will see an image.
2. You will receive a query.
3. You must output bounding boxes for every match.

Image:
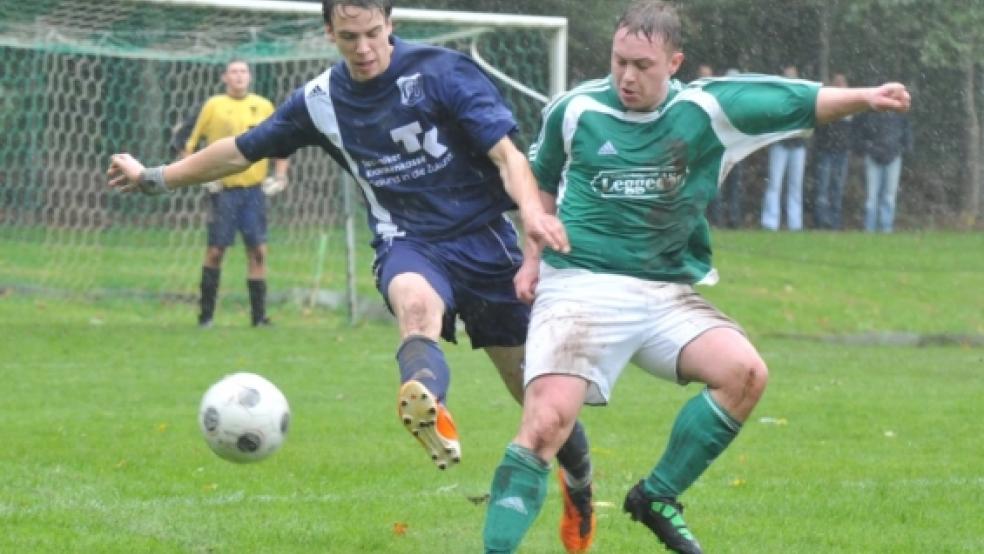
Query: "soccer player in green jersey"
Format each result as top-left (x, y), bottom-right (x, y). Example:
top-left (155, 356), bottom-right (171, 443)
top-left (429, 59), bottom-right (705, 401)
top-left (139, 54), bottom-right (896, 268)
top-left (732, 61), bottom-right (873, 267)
top-left (482, 1), bottom-right (911, 553)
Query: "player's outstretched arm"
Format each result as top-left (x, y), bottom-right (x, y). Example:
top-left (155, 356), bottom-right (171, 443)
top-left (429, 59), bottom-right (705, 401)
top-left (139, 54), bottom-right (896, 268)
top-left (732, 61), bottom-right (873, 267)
top-left (487, 136), bottom-right (570, 254)
top-left (107, 137), bottom-right (252, 195)
top-left (816, 82), bottom-right (911, 125)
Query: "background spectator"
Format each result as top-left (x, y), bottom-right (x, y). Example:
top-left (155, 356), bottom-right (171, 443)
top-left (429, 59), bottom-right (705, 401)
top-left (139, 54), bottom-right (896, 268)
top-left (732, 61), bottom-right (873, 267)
top-left (854, 110), bottom-right (913, 232)
top-left (762, 65), bottom-right (808, 230)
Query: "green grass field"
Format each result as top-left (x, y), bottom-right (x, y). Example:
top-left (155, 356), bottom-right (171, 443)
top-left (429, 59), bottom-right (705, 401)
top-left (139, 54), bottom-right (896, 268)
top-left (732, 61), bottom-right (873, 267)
top-left (1, 230), bottom-right (982, 553)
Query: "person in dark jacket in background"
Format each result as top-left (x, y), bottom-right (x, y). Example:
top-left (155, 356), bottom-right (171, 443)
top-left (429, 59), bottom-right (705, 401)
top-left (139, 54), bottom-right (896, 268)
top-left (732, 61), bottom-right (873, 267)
top-left (854, 108), bottom-right (912, 232)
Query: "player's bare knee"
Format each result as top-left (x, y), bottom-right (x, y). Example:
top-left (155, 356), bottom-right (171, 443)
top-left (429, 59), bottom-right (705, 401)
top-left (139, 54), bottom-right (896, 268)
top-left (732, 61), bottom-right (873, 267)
top-left (398, 296), bottom-right (433, 332)
top-left (733, 356), bottom-right (768, 403)
top-left (526, 407), bottom-right (571, 455)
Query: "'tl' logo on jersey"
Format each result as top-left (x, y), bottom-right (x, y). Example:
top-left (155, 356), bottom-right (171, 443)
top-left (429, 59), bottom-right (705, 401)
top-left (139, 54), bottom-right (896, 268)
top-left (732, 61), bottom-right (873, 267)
top-left (390, 121), bottom-right (448, 158)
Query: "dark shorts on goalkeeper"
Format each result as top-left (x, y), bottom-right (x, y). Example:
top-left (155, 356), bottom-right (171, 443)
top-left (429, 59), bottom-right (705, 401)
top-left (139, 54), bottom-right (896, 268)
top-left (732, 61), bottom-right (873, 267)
top-left (207, 185), bottom-right (267, 248)
top-left (373, 216), bottom-right (530, 348)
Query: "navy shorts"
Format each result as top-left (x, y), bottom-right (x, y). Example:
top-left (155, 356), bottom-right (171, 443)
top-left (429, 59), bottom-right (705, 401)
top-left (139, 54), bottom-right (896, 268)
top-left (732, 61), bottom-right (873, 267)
top-left (373, 216), bottom-right (530, 349)
top-left (207, 185), bottom-right (267, 248)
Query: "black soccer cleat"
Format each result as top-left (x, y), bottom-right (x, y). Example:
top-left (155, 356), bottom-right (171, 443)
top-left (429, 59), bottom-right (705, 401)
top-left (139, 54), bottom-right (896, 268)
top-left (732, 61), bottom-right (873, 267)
top-left (252, 316), bottom-right (273, 327)
top-left (623, 480), bottom-right (703, 554)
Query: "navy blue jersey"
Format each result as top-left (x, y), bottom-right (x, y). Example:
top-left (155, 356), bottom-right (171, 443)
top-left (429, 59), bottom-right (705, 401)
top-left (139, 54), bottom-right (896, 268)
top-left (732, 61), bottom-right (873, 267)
top-left (236, 37), bottom-right (519, 243)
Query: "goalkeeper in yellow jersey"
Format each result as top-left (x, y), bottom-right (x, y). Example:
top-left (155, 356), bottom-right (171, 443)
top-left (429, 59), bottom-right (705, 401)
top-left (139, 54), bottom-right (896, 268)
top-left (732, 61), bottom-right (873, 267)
top-left (183, 59), bottom-right (289, 327)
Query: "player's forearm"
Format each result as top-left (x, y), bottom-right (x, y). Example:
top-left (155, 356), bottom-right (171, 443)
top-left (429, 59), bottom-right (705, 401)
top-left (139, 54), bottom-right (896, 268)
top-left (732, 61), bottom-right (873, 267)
top-left (521, 235), bottom-right (544, 261)
top-left (524, 191), bottom-right (559, 261)
top-left (816, 87), bottom-right (877, 125)
top-left (520, 193), bottom-right (558, 262)
top-left (488, 137), bottom-right (541, 215)
top-left (504, 164), bottom-right (542, 219)
top-left (163, 137), bottom-right (251, 188)
top-left (538, 190), bottom-right (558, 216)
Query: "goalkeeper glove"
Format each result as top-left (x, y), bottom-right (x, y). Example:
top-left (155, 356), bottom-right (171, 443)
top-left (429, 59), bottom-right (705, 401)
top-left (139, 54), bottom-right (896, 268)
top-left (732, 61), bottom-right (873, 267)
top-left (262, 175), bottom-right (288, 196)
top-left (201, 180), bottom-right (223, 194)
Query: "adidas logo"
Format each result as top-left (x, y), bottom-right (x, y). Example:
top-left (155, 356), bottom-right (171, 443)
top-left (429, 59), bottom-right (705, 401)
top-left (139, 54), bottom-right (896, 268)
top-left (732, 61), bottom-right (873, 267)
top-left (495, 496), bottom-right (528, 515)
top-left (308, 84), bottom-right (326, 98)
top-left (597, 140), bottom-right (618, 156)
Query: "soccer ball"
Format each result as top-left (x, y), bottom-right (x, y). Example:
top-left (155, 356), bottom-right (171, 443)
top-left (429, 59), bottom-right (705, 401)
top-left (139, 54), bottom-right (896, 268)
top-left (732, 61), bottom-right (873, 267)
top-left (198, 372), bottom-right (290, 463)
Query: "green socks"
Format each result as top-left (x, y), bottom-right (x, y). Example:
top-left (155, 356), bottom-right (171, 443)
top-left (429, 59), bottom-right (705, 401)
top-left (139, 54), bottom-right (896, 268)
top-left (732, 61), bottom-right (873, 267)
top-left (482, 391), bottom-right (738, 551)
top-left (483, 443), bottom-right (550, 553)
top-left (644, 388), bottom-right (742, 499)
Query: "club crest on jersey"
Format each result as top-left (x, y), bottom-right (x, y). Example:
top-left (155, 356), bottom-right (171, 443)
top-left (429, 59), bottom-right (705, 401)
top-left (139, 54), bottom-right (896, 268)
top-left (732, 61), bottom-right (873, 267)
top-left (590, 167), bottom-right (686, 198)
top-left (396, 73), bottom-right (424, 106)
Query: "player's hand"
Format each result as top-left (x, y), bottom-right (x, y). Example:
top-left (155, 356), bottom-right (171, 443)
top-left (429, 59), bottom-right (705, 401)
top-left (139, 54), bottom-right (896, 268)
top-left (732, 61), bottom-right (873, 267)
top-left (513, 257), bottom-right (541, 304)
top-left (262, 175), bottom-right (288, 196)
top-left (107, 153), bottom-right (146, 193)
top-left (520, 210), bottom-right (570, 254)
top-left (867, 83), bottom-right (911, 113)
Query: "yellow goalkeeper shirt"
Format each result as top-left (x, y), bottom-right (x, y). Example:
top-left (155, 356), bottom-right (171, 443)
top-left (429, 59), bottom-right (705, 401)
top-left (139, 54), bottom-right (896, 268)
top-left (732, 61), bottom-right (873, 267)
top-left (185, 93), bottom-right (275, 187)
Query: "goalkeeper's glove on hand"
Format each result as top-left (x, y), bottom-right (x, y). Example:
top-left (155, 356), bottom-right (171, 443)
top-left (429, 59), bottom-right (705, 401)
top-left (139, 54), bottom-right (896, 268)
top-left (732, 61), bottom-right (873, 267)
top-left (201, 180), bottom-right (223, 194)
top-left (262, 175), bottom-right (288, 196)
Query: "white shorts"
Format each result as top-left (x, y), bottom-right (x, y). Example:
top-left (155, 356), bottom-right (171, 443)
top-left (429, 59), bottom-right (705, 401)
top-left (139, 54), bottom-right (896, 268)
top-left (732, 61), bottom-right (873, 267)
top-left (524, 263), bottom-right (742, 405)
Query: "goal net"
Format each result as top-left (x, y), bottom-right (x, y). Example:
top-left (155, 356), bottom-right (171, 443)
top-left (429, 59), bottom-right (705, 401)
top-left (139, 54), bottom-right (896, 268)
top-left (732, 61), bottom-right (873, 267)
top-left (0, 0), bottom-right (567, 315)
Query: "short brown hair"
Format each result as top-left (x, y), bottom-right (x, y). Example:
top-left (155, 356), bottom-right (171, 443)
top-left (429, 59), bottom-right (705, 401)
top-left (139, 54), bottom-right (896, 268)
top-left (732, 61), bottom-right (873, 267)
top-left (322, 1), bottom-right (393, 25)
top-left (615, 1), bottom-right (682, 50)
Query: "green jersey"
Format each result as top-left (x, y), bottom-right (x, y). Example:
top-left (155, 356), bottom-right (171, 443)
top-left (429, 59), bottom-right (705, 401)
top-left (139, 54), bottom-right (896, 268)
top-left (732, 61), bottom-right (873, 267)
top-left (530, 74), bottom-right (820, 284)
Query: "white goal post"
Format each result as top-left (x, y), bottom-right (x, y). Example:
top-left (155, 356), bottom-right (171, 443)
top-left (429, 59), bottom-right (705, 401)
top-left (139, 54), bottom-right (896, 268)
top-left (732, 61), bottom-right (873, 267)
top-left (146, 0), bottom-right (568, 97)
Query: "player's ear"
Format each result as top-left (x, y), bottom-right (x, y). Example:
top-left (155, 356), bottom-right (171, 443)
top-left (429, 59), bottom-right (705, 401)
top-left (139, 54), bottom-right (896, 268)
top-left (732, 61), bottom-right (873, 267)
top-left (669, 52), bottom-right (685, 75)
top-left (325, 24), bottom-right (336, 44)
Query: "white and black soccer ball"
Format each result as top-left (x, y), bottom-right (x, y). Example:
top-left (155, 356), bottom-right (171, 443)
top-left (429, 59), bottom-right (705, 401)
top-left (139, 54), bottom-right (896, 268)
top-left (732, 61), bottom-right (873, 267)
top-left (198, 372), bottom-right (290, 463)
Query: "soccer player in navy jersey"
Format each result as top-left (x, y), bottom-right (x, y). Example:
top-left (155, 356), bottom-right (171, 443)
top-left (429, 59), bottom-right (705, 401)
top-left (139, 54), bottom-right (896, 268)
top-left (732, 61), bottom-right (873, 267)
top-left (108, 2), bottom-right (596, 550)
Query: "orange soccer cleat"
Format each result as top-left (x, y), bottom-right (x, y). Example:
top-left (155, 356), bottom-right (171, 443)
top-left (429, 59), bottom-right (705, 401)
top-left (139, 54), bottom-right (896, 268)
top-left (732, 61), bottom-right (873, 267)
top-left (559, 469), bottom-right (596, 553)
top-left (398, 380), bottom-right (461, 470)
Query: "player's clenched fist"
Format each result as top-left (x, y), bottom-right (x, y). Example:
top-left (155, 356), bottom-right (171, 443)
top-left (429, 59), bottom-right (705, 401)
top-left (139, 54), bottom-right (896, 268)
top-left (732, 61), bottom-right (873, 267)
top-left (107, 153), bottom-right (168, 195)
top-left (868, 83), bottom-right (911, 113)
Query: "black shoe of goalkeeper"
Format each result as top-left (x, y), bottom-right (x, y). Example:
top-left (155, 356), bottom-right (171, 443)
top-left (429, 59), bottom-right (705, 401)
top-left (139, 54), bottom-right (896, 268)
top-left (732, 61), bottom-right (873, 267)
top-left (623, 480), bottom-right (703, 554)
top-left (252, 316), bottom-right (273, 327)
